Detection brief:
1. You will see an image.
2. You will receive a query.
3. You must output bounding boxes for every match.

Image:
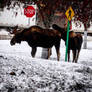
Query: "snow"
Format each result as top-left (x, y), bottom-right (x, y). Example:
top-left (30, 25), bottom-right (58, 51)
top-left (0, 1), bottom-right (92, 91)
top-left (0, 37), bottom-right (92, 92)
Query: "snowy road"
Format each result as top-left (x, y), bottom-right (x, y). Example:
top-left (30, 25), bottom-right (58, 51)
top-left (0, 39), bottom-right (92, 92)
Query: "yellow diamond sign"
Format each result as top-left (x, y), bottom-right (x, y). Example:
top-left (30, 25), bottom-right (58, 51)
top-left (65, 6), bottom-right (75, 21)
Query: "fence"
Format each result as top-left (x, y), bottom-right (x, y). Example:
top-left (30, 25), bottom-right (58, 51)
top-left (0, 35), bottom-right (12, 40)
top-left (73, 30), bottom-right (92, 33)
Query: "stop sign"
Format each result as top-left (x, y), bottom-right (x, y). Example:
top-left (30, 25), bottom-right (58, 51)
top-left (24, 6), bottom-right (35, 17)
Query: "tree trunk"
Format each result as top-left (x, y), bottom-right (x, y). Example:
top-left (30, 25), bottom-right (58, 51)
top-left (83, 30), bottom-right (87, 49)
top-left (41, 48), bottom-right (48, 59)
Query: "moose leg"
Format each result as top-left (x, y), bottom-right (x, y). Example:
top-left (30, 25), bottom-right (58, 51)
top-left (31, 47), bottom-right (37, 57)
top-left (49, 48), bottom-right (52, 56)
top-left (55, 46), bottom-right (60, 61)
top-left (72, 50), bottom-right (76, 63)
top-left (68, 50), bottom-right (70, 62)
top-left (47, 48), bottom-right (51, 59)
top-left (56, 48), bottom-right (60, 61)
top-left (75, 49), bottom-right (80, 63)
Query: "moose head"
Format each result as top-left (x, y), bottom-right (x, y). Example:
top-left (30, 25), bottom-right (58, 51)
top-left (10, 26), bottom-right (24, 45)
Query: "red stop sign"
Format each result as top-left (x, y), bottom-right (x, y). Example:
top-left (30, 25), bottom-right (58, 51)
top-left (24, 6), bottom-right (35, 17)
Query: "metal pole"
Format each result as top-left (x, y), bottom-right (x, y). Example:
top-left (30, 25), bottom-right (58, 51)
top-left (83, 30), bottom-right (87, 49)
top-left (28, 18), bottom-right (30, 26)
top-left (65, 20), bottom-right (70, 61)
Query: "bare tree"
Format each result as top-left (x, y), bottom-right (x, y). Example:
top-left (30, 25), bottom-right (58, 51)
top-left (0, 0), bottom-right (92, 27)
top-left (0, 0), bottom-right (92, 56)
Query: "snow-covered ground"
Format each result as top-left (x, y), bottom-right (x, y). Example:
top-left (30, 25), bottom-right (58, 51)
top-left (0, 36), bottom-right (92, 92)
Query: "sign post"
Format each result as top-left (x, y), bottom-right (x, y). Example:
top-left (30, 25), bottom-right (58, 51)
top-left (65, 6), bottom-right (74, 61)
top-left (65, 20), bottom-right (70, 61)
top-left (24, 6), bottom-right (35, 26)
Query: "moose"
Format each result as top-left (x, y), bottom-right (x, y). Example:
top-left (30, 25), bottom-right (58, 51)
top-left (52, 24), bottom-right (83, 63)
top-left (10, 25), bottom-right (61, 61)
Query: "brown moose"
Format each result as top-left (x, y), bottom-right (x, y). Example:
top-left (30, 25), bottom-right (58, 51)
top-left (10, 25), bottom-right (61, 61)
top-left (52, 24), bottom-right (83, 63)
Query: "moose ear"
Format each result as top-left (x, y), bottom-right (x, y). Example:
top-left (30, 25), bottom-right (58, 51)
top-left (14, 25), bottom-right (18, 31)
top-left (9, 25), bottom-right (18, 35)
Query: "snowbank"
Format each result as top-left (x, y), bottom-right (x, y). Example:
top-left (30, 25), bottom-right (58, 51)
top-left (0, 40), bottom-right (92, 92)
